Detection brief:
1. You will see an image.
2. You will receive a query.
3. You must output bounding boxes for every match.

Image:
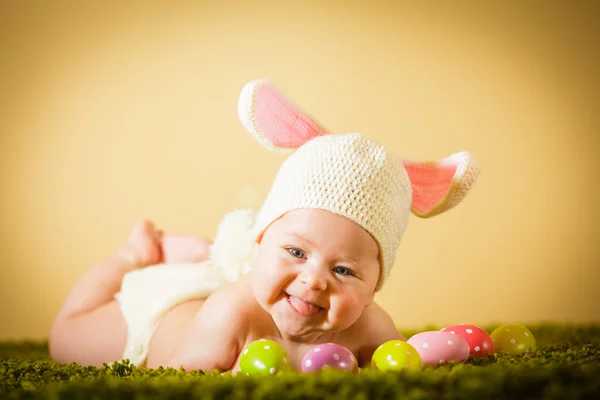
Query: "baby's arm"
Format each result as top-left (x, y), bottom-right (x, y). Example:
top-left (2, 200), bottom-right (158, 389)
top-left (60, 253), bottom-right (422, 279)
top-left (357, 303), bottom-right (405, 368)
top-left (165, 285), bottom-right (247, 373)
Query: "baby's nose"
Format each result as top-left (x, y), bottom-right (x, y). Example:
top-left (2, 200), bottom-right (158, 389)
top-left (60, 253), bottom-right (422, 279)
top-left (299, 267), bottom-right (327, 291)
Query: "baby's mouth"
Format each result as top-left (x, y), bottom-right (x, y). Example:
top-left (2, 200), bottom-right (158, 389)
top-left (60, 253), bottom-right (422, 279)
top-left (286, 294), bottom-right (323, 317)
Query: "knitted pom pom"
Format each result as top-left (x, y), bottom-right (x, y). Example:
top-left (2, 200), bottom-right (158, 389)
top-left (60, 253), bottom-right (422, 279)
top-left (209, 209), bottom-right (258, 282)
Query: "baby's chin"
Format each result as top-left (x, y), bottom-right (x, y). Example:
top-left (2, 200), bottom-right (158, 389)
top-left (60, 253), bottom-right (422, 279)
top-left (270, 305), bottom-right (352, 342)
top-left (275, 322), bottom-right (331, 343)
top-left (269, 308), bottom-right (327, 339)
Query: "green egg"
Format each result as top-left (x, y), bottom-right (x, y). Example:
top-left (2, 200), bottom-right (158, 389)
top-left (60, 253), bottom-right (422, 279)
top-left (371, 340), bottom-right (422, 371)
top-left (239, 339), bottom-right (291, 376)
top-left (490, 324), bottom-right (536, 354)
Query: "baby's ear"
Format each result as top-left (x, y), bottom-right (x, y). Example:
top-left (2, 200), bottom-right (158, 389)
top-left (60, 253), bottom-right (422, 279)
top-left (400, 151), bottom-right (480, 218)
top-left (238, 79), bottom-right (329, 152)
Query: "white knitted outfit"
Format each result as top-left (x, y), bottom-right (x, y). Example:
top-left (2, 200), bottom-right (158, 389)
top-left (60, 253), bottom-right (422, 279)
top-left (116, 210), bottom-right (258, 367)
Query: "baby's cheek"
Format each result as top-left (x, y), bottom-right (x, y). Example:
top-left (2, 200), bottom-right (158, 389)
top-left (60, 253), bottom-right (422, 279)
top-left (253, 256), bottom-right (294, 300)
top-left (270, 256), bottom-right (298, 282)
top-left (332, 296), bottom-right (365, 327)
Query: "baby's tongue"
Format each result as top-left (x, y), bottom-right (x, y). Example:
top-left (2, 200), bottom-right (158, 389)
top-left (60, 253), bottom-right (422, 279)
top-left (289, 296), bottom-right (320, 316)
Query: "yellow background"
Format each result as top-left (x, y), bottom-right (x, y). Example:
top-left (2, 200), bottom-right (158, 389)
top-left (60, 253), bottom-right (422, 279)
top-left (1, 0), bottom-right (598, 340)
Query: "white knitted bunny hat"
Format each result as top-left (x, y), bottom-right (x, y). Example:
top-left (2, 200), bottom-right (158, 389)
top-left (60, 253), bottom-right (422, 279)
top-left (238, 79), bottom-right (479, 290)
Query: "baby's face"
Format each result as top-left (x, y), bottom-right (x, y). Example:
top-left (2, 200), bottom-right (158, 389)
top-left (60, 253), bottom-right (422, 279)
top-left (252, 208), bottom-right (380, 341)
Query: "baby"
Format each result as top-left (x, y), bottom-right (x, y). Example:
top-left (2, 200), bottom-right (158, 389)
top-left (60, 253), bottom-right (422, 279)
top-left (49, 80), bottom-right (479, 373)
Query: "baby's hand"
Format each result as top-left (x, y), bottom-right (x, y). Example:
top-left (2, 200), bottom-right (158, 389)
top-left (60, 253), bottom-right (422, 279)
top-left (161, 236), bottom-right (211, 264)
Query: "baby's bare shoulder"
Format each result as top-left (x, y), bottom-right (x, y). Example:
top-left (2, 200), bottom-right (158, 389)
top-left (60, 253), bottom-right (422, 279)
top-left (354, 304), bottom-right (396, 334)
top-left (349, 303), bottom-right (404, 367)
top-left (204, 276), bottom-right (257, 320)
top-left (164, 276), bottom-right (258, 372)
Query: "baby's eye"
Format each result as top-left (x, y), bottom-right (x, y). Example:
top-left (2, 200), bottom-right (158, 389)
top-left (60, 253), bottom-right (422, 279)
top-left (333, 266), bottom-right (356, 277)
top-left (286, 247), bottom-right (306, 259)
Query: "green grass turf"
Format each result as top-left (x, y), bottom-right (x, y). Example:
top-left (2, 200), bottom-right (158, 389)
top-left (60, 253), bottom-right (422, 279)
top-left (1, 323), bottom-right (599, 399)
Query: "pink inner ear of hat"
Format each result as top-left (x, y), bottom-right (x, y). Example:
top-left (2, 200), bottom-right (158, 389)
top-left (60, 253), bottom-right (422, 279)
top-left (402, 161), bottom-right (457, 215)
top-left (255, 84), bottom-right (327, 148)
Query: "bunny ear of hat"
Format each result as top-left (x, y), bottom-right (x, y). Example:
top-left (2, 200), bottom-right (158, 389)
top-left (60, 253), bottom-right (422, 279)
top-left (238, 79), bottom-right (329, 152)
top-left (401, 151), bottom-right (480, 218)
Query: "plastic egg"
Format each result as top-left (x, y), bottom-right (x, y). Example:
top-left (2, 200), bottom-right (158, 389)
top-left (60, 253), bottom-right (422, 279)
top-left (407, 331), bottom-right (470, 365)
top-left (371, 340), bottom-right (422, 371)
top-left (490, 324), bottom-right (536, 354)
top-left (239, 339), bottom-right (291, 376)
top-left (301, 343), bottom-right (358, 373)
top-left (441, 324), bottom-right (494, 358)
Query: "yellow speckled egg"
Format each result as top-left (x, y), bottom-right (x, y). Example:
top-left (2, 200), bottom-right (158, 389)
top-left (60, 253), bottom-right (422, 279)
top-left (490, 324), bottom-right (536, 354)
top-left (371, 340), bottom-right (422, 371)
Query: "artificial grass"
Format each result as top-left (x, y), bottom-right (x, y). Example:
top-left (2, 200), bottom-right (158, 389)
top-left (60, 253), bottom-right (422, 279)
top-left (1, 323), bottom-right (599, 399)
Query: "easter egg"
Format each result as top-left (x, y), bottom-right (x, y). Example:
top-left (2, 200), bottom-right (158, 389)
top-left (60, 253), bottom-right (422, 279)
top-left (301, 343), bottom-right (358, 373)
top-left (239, 339), bottom-right (291, 376)
top-left (407, 331), bottom-right (470, 365)
top-left (441, 324), bottom-right (494, 358)
top-left (371, 340), bottom-right (422, 371)
top-left (490, 324), bottom-right (536, 354)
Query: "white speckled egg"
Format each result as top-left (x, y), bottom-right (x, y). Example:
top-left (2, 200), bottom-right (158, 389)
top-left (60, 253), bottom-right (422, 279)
top-left (407, 331), bottom-right (470, 365)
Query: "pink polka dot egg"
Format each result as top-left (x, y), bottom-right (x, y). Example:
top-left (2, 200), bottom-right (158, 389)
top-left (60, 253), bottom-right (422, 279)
top-left (407, 331), bottom-right (470, 365)
top-left (441, 324), bottom-right (494, 358)
top-left (301, 343), bottom-right (358, 373)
